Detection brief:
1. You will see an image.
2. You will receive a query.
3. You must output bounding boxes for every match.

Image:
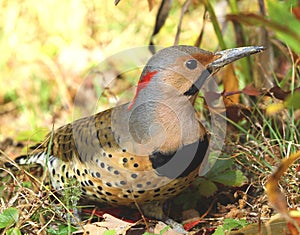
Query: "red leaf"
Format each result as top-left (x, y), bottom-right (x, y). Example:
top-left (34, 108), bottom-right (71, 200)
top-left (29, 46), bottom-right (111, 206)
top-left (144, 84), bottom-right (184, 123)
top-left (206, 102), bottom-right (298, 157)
top-left (183, 219), bottom-right (203, 231)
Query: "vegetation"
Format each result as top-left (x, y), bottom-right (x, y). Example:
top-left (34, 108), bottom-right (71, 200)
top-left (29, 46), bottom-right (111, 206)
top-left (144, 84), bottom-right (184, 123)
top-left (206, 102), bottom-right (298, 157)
top-left (0, 0), bottom-right (299, 234)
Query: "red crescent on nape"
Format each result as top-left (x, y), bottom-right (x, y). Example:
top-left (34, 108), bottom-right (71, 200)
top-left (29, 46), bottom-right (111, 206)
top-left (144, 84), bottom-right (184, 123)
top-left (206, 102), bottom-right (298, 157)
top-left (128, 70), bottom-right (158, 110)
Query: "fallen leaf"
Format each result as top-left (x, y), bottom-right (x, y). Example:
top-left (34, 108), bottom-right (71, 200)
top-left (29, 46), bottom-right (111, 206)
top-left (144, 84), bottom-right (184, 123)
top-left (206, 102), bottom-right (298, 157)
top-left (73, 213), bottom-right (135, 235)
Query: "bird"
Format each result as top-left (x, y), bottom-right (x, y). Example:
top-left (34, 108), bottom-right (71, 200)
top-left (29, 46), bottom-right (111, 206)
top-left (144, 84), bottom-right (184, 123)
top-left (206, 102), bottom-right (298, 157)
top-left (15, 45), bottom-right (265, 221)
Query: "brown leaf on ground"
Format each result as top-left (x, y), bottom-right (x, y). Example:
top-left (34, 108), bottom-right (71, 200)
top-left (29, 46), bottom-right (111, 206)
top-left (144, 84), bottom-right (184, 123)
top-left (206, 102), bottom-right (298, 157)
top-left (73, 213), bottom-right (135, 235)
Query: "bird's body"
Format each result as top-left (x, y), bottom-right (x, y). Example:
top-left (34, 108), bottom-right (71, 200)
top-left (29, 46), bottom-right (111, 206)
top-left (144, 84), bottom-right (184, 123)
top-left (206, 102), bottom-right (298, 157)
top-left (16, 45), bottom-right (265, 216)
top-left (28, 105), bottom-right (207, 206)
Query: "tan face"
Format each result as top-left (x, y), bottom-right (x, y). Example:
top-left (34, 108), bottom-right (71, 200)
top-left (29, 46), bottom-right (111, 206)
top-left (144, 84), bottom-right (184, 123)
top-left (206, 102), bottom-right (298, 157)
top-left (161, 52), bottom-right (221, 96)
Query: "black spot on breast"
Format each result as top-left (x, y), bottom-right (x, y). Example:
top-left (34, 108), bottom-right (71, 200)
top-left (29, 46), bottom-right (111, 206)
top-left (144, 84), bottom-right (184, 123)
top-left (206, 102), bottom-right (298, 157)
top-left (133, 163), bottom-right (139, 168)
top-left (76, 169), bottom-right (80, 176)
top-left (131, 173), bottom-right (137, 179)
top-left (88, 180), bottom-right (94, 186)
top-left (149, 136), bottom-right (209, 179)
top-left (62, 165), bottom-right (66, 172)
top-left (120, 180), bottom-right (126, 185)
top-left (106, 182), bottom-right (112, 187)
top-left (52, 169), bottom-right (56, 176)
top-left (106, 191), bottom-right (112, 196)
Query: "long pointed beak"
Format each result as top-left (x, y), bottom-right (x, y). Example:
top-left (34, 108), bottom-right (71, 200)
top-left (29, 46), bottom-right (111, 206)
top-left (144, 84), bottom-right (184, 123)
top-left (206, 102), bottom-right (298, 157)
top-left (184, 46), bottom-right (266, 96)
top-left (208, 46), bottom-right (266, 71)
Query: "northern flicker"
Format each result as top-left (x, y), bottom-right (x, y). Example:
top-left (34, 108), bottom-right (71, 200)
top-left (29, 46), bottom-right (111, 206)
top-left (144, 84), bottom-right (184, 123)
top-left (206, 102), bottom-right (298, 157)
top-left (16, 45), bottom-right (265, 219)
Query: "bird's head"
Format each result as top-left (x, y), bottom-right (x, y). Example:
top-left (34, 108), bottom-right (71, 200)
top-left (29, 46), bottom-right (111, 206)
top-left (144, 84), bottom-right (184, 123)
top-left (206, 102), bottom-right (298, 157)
top-left (128, 45), bottom-right (265, 109)
top-left (120, 45), bottom-right (265, 153)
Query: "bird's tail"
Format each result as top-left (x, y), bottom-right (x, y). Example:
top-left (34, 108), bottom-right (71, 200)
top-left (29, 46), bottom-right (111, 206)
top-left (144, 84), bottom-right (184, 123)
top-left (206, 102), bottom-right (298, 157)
top-left (7, 143), bottom-right (48, 168)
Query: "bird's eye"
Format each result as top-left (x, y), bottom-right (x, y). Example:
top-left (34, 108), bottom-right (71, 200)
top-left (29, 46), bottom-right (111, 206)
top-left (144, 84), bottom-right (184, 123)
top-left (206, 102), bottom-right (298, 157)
top-left (185, 59), bottom-right (198, 70)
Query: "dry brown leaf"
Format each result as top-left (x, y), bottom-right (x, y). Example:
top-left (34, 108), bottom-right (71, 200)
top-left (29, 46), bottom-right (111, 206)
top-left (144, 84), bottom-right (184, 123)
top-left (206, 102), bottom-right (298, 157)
top-left (242, 84), bottom-right (261, 96)
top-left (225, 103), bottom-right (251, 123)
top-left (221, 64), bottom-right (240, 105)
top-left (73, 213), bottom-right (134, 235)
